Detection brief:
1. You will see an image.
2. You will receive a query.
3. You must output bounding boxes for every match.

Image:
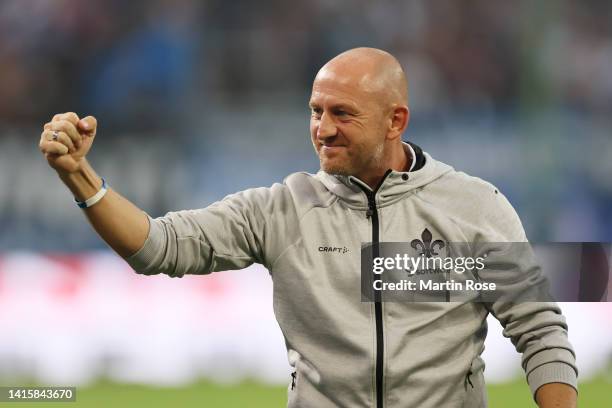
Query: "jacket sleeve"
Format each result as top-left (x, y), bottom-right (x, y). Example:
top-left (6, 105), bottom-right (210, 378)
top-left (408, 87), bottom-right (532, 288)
top-left (123, 185), bottom-right (287, 277)
top-left (475, 188), bottom-right (578, 398)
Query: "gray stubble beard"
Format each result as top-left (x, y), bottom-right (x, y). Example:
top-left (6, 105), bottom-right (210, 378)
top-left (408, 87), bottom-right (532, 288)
top-left (320, 142), bottom-right (386, 177)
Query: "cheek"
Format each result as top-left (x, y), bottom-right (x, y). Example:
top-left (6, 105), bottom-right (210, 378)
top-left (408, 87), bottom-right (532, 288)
top-left (310, 123), bottom-right (322, 152)
top-left (343, 118), bottom-right (371, 137)
top-left (360, 121), bottom-right (386, 144)
top-left (310, 120), bottom-right (318, 138)
top-left (340, 122), bottom-right (367, 144)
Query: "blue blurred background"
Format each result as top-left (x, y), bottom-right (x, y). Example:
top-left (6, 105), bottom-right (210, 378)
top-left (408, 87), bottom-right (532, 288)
top-left (0, 0), bottom-right (611, 406)
top-left (1, 0), bottom-right (611, 250)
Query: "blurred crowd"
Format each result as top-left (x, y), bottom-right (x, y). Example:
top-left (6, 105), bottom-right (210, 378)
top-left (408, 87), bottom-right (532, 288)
top-left (2, 0), bottom-right (611, 124)
top-left (1, 0), bottom-right (612, 249)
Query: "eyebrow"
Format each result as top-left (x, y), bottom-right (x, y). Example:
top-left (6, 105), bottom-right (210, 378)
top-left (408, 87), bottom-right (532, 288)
top-left (309, 101), bottom-right (358, 111)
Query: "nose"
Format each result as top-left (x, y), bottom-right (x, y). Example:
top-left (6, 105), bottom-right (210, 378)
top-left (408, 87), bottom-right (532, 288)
top-left (316, 112), bottom-right (337, 140)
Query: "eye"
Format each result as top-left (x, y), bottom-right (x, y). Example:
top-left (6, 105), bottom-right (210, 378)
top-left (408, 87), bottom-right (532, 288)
top-left (333, 109), bottom-right (350, 117)
top-left (310, 107), bottom-right (322, 118)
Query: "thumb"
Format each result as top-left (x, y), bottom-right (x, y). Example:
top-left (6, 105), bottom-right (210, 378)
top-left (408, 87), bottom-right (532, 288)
top-left (77, 116), bottom-right (97, 135)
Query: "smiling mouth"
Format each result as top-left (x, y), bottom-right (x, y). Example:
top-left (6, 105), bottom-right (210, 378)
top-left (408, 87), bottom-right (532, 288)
top-left (321, 145), bottom-right (346, 153)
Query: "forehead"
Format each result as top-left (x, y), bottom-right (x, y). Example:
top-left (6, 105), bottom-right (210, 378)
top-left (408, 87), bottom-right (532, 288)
top-left (309, 73), bottom-right (374, 108)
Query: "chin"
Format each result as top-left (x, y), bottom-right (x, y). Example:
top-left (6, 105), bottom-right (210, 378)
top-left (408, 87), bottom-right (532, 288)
top-left (320, 160), bottom-right (352, 176)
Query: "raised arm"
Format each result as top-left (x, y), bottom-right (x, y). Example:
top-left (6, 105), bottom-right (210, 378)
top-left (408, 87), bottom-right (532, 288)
top-left (39, 112), bottom-right (149, 257)
top-left (40, 112), bottom-right (292, 278)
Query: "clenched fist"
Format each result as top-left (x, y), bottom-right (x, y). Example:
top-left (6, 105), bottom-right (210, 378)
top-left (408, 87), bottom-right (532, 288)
top-left (39, 112), bottom-right (97, 174)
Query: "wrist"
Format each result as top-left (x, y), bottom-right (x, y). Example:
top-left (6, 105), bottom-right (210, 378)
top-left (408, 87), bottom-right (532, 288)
top-left (58, 160), bottom-right (103, 202)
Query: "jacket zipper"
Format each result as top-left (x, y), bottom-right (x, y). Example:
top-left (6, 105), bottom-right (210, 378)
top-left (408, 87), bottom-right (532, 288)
top-left (357, 169), bottom-right (392, 408)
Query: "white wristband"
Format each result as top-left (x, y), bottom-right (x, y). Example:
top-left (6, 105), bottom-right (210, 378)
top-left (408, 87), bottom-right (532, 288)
top-left (75, 178), bottom-right (108, 209)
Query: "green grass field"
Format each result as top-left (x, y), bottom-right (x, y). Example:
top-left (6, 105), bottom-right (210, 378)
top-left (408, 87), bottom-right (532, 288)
top-left (2, 378), bottom-right (609, 407)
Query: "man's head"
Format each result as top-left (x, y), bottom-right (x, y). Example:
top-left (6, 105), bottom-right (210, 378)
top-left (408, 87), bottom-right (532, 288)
top-left (309, 47), bottom-right (410, 185)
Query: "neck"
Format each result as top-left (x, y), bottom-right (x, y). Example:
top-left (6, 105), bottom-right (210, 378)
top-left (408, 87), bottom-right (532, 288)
top-left (357, 141), bottom-right (411, 189)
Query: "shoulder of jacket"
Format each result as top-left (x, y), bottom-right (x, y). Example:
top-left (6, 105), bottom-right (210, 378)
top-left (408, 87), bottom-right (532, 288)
top-left (282, 171), bottom-right (336, 211)
top-left (221, 172), bottom-right (332, 213)
top-left (420, 169), bottom-right (526, 240)
top-left (426, 169), bottom-right (514, 210)
top-left (433, 170), bottom-right (500, 196)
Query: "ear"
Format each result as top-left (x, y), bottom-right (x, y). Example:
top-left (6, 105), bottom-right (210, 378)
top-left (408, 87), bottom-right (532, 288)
top-left (387, 105), bottom-right (410, 140)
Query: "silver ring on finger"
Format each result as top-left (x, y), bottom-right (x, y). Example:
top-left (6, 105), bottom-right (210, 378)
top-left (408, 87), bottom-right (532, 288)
top-left (52, 130), bottom-right (59, 141)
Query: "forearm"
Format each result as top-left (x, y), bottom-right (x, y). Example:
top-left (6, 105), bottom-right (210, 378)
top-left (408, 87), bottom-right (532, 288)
top-left (536, 383), bottom-right (577, 408)
top-left (59, 159), bottom-right (149, 257)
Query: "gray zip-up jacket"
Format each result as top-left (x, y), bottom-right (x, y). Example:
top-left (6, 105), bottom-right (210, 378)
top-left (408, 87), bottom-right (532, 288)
top-left (126, 142), bottom-right (577, 408)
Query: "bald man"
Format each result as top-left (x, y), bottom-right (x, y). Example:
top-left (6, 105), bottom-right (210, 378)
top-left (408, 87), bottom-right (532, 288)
top-left (310, 48), bottom-right (410, 189)
top-left (40, 48), bottom-right (577, 408)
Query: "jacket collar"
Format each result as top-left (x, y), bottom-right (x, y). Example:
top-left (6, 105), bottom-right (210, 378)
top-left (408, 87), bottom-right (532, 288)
top-left (315, 141), bottom-right (453, 209)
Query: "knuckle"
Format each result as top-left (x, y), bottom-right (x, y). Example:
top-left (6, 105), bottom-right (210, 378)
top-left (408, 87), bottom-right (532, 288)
top-left (54, 120), bottom-right (76, 134)
top-left (62, 135), bottom-right (74, 148)
top-left (64, 112), bottom-right (80, 125)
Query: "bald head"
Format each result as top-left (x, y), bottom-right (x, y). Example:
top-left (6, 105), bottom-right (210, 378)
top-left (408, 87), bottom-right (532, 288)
top-left (315, 47), bottom-right (408, 106)
top-left (309, 48), bottom-right (411, 188)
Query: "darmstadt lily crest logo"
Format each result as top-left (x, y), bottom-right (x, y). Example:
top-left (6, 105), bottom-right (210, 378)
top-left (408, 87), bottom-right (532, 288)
top-left (410, 228), bottom-right (445, 258)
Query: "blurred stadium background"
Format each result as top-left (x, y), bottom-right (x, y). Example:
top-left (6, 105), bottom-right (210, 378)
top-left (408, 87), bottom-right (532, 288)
top-left (0, 0), bottom-right (611, 406)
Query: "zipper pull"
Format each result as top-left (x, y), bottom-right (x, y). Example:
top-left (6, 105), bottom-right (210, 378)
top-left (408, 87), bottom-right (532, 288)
top-left (366, 200), bottom-right (375, 219)
top-left (466, 372), bottom-right (474, 389)
top-left (290, 371), bottom-right (297, 390)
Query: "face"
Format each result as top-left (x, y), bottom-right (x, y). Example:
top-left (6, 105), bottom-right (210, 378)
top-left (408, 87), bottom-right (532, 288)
top-left (309, 72), bottom-right (389, 179)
